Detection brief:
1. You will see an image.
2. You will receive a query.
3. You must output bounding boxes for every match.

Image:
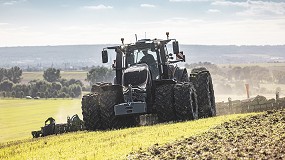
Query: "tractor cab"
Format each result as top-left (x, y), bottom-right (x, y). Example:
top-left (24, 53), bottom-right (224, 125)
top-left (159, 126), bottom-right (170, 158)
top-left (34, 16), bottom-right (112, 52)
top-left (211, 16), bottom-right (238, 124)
top-left (101, 32), bottom-right (186, 84)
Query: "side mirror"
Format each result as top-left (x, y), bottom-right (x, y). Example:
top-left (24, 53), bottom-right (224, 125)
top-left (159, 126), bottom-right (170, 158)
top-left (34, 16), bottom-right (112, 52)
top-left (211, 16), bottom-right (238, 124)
top-left (173, 41), bottom-right (179, 54)
top-left (176, 51), bottom-right (185, 62)
top-left (102, 50), bottom-right (108, 63)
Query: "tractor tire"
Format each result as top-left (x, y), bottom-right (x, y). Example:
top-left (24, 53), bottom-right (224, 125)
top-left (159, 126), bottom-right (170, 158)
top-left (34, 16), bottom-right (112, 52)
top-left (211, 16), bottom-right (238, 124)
top-left (191, 67), bottom-right (216, 118)
top-left (174, 82), bottom-right (198, 121)
top-left (155, 84), bottom-right (176, 122)
top-left (99, 85), bottom-right (123, 129)
top-left (190, 85), bottom-right (199, 119)
top-left (208, 74), bottom-right (216, 116)
top-left (180, 69), bottom-right (189, 82)
top-left (81, 93), bottom-right (101, 130)
top-left (99, 85), bottom-right (140, 129)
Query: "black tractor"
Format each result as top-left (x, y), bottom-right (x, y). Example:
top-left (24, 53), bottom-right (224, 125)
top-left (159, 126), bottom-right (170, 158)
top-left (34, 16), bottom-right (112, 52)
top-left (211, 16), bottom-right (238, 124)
top-left (82, 32), bottom-right (216, 130)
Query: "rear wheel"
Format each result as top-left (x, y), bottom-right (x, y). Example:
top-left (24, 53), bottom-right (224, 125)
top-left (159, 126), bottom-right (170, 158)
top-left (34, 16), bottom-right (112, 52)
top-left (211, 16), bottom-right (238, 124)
top-left (155, 84), bottom-right (176, 122)
top-left (81, 93), bottom-right (101, 130)
top-left (180, 69), bottom-right (189, 82)
top-left (208, 75), bottom-right (216, 116)
top-left (191, 67), bottom-right (216, 118)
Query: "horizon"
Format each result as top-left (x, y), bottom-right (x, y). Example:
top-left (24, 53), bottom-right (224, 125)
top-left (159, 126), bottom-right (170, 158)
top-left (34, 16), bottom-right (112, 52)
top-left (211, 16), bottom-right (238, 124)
top-left (0, 0), bottom-right (285, 47)
top-left (1, 43), bottom-right (285, 48)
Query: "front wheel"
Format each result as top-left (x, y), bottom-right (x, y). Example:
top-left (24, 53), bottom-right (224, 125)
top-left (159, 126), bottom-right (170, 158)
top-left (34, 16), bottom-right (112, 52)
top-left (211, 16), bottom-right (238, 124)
top-left (155, 84), bottom-right (176, 122)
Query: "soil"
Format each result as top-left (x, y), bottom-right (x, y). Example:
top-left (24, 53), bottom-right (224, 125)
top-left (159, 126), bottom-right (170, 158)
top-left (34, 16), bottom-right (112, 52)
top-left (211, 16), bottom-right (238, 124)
top-left (128, 109), bottom-right (285, 159)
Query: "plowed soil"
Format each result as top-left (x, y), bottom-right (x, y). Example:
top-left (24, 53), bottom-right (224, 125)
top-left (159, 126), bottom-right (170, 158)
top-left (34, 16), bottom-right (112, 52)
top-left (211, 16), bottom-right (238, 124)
top-left (128, 109), bottom-right (285, 159)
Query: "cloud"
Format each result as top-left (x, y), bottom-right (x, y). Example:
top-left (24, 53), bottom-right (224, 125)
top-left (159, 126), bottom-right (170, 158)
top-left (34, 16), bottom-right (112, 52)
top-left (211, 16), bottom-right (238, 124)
top-left (211, 1), bottom-right (248, 7)
top-left (170, 0), bottom-right (213, 2)
top-left (82, 4), bottom-right (113, 10)
top-left (0, 23), bottom-right (9, 25)
top-left (212, 0), bottom-right (285, 16)
top-left (207, 9), bottom-right (221, 13)
top-left (140, 4), bottom-right (156, 8)
top-left (1, 0), bottom-right (26, 5)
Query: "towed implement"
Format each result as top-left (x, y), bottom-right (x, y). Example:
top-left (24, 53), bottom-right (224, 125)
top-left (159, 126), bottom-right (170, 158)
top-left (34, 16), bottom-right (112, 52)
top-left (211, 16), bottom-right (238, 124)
top-left (31, 114), bottom-right (85, 138)
top-left (82, 32), bottom-right (216, 130)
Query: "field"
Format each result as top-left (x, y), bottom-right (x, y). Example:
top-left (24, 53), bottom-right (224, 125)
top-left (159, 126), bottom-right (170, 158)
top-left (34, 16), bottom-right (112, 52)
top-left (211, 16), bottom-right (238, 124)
top-left (21, 71), bottom-right (88, 85)
top-left (0, 107), bottom-right (254, 159)
top-left (0, 99), bottom-right (82, 142)
top-left (2, 63), bottom-right (284, 159)
top-left (131, 109), bottom-right (285, 159)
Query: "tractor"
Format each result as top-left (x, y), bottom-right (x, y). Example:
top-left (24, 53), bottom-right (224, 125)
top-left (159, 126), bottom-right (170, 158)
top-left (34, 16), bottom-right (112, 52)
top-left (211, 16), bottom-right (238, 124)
top-left (81, 32), bottom-right (216, 130)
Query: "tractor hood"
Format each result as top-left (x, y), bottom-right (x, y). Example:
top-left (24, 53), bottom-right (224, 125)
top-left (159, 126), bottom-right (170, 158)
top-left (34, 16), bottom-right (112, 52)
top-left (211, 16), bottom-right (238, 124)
top-left (122, 64), bottom-right (149, 88)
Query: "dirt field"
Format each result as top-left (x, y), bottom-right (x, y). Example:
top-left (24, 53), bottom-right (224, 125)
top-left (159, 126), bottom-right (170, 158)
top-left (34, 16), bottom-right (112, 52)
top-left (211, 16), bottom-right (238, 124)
top-left (129, 109), bottom-right (285, 159)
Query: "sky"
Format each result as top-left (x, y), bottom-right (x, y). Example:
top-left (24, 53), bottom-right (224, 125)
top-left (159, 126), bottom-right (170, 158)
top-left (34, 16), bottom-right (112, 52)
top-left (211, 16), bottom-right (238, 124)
top-left (0, 0), bottom-right (285, 46)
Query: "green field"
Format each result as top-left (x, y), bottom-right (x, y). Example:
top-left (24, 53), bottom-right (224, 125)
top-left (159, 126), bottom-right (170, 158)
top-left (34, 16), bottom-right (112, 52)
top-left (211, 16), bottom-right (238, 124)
top-left (0, 99), bottom-right (82, 142)
top-left (0, 98), bottom-right (255, 159)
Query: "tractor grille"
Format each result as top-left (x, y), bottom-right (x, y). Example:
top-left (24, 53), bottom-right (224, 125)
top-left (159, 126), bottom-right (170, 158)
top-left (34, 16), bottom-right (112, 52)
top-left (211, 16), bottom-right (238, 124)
top-left (123, 69), bottom-right (147, 87)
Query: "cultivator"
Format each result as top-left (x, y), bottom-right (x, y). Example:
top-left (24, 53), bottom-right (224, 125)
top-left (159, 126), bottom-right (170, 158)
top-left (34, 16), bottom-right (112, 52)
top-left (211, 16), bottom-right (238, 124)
top-left (31, 114), bottom-right (85, 138)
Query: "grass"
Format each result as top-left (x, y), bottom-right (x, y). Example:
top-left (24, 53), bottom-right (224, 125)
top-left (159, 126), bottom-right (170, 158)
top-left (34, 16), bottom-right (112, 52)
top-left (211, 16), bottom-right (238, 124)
top-left (0, 99), bottom-right (82, 143)
top-left (0, 112), bottom-right (255, 160)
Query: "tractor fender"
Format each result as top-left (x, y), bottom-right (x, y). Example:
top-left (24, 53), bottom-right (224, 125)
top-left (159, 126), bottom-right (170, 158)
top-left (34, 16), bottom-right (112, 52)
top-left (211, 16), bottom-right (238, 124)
top-left (168, 66), bottom-right (188, 82)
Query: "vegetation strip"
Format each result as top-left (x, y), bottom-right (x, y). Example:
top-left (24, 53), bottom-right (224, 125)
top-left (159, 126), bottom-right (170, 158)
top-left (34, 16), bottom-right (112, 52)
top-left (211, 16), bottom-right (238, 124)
top-left (128, 109), bottom-right (285, 159)
top-left (0, 114), bottom-right (251, 160)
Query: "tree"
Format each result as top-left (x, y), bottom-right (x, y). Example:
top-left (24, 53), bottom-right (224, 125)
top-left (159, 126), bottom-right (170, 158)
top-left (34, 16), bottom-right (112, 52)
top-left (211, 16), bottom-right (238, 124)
top-left (60, 86), bottom-right (69, 94)
top-left (43, 68), bottom-right (61, 82)
top-left (0, 68), bottom-right (7, 82)
top-left (58, 92), bottom-right (67, 99)
top-left (45, 91), bottom-right (49, 99)
top-left (59, 78), bottom-right (69, 87)
top-left (69, 84), bottom-right (82, 98)
top-left (11, 91), bottom-right (16, 98)
top-left (0, 80), bottom-right (13, 92)
top-left (86, 66), bottom-right (114, 85)
top-left (53, 91), bottom-right (58, 98)
top-left (70, 92), bottom-right (75, 98)
top-left (8, 66), bottom-right (22, 83)
top-left (20, 91), bottom-right (24, 99)
top-left (68, 79), bottom-right (83, 87)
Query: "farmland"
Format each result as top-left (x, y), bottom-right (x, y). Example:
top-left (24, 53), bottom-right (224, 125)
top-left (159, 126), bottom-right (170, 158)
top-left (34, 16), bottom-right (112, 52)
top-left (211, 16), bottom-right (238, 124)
top-left (21, 71), bottom-right (88, 85)
top-left (0, 110), bottom-right (253, 160)
top-left (130, 109), bottom-right (285, 159)
top-left (0, 99), bottom-right (82, 142)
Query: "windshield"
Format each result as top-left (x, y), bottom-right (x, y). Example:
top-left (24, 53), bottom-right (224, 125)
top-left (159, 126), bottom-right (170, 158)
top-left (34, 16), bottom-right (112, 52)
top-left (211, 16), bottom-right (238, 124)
top-left (134, 49), bottom-right (157, 64)
top-left (124, 48), bottom-right (159, 79)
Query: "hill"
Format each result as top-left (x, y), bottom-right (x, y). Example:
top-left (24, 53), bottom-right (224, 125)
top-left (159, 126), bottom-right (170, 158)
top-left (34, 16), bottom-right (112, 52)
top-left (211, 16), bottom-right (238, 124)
top-left (130, 109), bottom-right (285, 159)
top-left (0, 45), bottom-right (285, 69)
top-left (0, 112), bottom-right (253, 159)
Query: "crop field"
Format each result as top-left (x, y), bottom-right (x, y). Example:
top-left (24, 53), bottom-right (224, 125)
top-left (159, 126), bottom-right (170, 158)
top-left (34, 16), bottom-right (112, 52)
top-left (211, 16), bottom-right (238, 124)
top-left (0, 99), bottom-right (82, 142)
top-left (130, 109), bottom-right (285, 159)
top-left (0, 107), bottom-right (254, 160)
top-left (21, 71), bottom-right (88, 85)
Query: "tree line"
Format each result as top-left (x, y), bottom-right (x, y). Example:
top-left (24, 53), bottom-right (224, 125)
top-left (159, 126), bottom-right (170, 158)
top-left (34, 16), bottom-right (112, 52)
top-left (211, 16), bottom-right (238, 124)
top-left (0, 67), bottom-right (83, 98)
top-left (0, 66), bottom-right (114, 99)
top-left (185, 62), bottom-right (285, 95)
